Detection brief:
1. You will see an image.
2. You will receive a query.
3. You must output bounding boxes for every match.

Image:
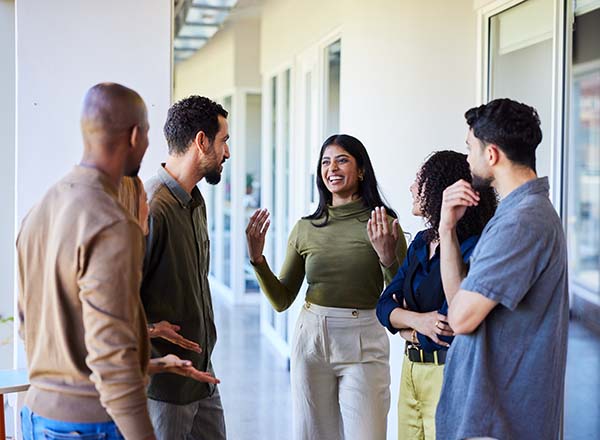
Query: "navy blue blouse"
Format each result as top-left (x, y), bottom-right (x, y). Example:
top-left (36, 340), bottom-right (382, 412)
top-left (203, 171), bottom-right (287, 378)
top-left (376, 230), bottom-right (479, 352)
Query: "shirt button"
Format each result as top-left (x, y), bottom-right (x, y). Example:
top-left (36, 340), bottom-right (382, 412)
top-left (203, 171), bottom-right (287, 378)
top-left (352, 310), bottom-right (358, 317)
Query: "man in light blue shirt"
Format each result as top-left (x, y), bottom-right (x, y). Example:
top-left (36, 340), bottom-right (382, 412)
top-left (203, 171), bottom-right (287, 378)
top-left (436, 98), bottom-right (569, 440)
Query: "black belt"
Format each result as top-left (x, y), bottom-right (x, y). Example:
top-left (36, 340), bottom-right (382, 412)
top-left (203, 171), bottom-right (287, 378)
top-left (405, 343), bottom-right (447, 365)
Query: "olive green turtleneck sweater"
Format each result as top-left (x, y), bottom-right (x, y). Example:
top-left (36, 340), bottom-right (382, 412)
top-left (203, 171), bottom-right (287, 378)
top-left (252, 199), bottom-right (408, 311)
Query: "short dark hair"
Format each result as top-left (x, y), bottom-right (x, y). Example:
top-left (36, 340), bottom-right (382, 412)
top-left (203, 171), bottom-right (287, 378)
top-left (163, 95), bottom-right (228, 155)
top-left (304, 134), bottom-right (396, 227)
top-left (465, 98), bottom-right (542, 171)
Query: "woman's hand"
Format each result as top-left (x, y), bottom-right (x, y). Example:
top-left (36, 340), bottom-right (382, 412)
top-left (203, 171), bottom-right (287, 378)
top-left (411, 311), bottom-right (454, 347)
top-left (148, 321), bottom-right (202, 353)
top-left (246, 208), bottom-right (270, 265)
top-left (367, 206), bottom-right (399, 267)
top-left (148, 354), bottom-right (220, 384)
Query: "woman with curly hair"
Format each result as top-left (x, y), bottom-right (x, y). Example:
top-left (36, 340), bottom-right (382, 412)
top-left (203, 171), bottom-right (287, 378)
top-left (246, 134), bottom-right (407, 440)
top-left (375, 151), bottom-right (497, 440)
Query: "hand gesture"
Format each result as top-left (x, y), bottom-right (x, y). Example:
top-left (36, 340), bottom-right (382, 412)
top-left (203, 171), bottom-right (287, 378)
top-left (246, 208), bottom-right (270, 264)
top-left (148, 354), bottom-right (220, 384)
top-left (367, 206), bottom-right (399, 267)
top-left (148, 321), bottom-right (202, 353)
top-left (412, 311), bottom-right (454, 347)
top-left (440, 179), bottom-right (480, 232)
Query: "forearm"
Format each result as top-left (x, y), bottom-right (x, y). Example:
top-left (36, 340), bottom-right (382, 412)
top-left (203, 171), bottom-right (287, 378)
top-left (252, 258), bottom-right (301, 312)
top-left (439, 227), bottom-right (467, 304)
top-left (389, 307), bottom-right (421, 331)
top-left (83, 312), bottom-right (154, 439)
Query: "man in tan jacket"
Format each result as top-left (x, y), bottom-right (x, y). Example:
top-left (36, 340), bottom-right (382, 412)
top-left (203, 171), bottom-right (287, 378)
top-left (17, 83), bottom-right (156, 439)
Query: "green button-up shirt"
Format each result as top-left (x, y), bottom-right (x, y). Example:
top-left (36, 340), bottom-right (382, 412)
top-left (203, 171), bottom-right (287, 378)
top-left (141, 164), bottom-right (217, 404)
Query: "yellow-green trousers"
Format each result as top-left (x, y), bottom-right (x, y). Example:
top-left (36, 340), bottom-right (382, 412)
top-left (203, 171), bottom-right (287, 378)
top-left (397, 354), bottom-right (444, 440)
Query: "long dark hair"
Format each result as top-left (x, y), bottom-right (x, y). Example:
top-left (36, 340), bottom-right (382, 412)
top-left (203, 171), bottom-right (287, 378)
top-left (304, 134), bottom-right (396, 227)
top-left (416, 150), bottom-right (497, 244)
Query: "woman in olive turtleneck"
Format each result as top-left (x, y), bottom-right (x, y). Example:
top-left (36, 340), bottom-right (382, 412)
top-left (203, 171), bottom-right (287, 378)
top-left (246, 134), bottom-right (407, 440)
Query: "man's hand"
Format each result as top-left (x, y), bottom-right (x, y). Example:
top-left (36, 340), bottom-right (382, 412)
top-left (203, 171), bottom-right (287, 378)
top-left (148, 354), bottom-right (220, 384)
top-left (149, 321), bottom-right (202, 353)
top-left (440, 179), bottom-right (480, 233)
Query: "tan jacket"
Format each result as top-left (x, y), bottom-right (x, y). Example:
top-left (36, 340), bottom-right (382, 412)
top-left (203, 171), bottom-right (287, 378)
top-left (17, 166), bottom-right (153, 439)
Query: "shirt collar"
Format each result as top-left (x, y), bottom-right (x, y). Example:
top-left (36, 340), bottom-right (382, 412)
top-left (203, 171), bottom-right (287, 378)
top-left (496, 177), bottom-right (549, 215)
top-left (157, 164), bottom-right (203, 209)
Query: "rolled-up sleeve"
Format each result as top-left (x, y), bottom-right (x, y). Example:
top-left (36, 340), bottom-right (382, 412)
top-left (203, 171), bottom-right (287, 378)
top-left (78, 220), bottom-right (154, 439)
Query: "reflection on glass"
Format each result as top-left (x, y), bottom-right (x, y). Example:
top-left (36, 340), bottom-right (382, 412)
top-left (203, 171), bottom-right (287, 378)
top-left (489, 0), bottom-right (553, 178)
top-left (325, 39), bottom-right (341, 137)
top-left (244, 93), bottom-right (262, 292)
top-left (222, 96), bottom-right (232, 287)
top-left (569, 7), bottom-right (600, 297)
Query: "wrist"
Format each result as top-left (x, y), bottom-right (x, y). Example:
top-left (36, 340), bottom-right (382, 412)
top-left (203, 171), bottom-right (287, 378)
top-left (380, 256), bottom-right (396, 268)
top-left (438, 225), bottom-right (455, 239)
top-left (250, 255), bottom-right (265, 265)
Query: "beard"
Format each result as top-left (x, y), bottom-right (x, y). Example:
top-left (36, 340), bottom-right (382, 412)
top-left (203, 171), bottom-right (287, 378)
top-left (205, 162), bottom-right (222, 185)
top-left (126, 165), bottom-right (141, 177)
top-left (471, 172), bottom-right (493, 191)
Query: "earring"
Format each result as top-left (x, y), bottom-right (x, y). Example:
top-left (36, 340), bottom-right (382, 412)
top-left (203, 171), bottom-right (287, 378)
top-left (359, 174), bottom-right (364, 181)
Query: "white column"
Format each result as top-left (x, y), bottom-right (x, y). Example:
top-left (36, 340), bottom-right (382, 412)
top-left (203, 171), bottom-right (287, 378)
top-left (14, 0), bottom-right (173, 369)
top-left (0, 0), bottom-right (16, 371)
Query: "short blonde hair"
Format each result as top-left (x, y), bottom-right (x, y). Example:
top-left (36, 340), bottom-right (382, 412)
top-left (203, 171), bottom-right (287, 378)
top-left (118, 176), bottom-right (144, 222)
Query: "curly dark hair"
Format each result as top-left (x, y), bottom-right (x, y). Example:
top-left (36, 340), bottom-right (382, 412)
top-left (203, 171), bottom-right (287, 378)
top-left (163, 95), bottom-right (228, 155)
top-left (465, 98), bottom-right (542, 171)
top-left (417, 150), bottom-right (497, 244)
top-left (304, 134), bottom-right (396, 227)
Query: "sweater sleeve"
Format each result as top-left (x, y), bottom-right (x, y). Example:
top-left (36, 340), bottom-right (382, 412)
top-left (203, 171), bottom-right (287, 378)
top-left (252, 223), bottom-right (306, 312)
top-left (78, 220), bottom-right (154, 440)
top-left (380, 220), bottom-right (408, 286)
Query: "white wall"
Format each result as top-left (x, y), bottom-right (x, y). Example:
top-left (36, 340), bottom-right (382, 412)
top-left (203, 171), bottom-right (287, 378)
top-left (174, 16), bottom-right (261, 100)
top-left (260, 1), bottom-right (478, 437)
top-left (174, 23), bottom-right (235, 100)
top-left (14, 0), bottom-right (173, 367)
top-left (0, 0), bottom-right (15, 369)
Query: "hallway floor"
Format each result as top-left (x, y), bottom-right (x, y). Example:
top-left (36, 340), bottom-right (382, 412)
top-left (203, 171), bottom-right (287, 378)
top-left (212, 296), bottom-right (599, 440)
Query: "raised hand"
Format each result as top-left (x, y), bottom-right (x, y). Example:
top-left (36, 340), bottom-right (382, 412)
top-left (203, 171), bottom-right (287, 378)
top-left (367, 206), bottom-right (399, 267)
top-left (148, 354), bottom-right (220, 384)
top-left (148, 320), bottom-right (202, 353)
top-left (440, 179), bottom-right (480, 233)
top-left (246, 208), bottom-right (271, 264)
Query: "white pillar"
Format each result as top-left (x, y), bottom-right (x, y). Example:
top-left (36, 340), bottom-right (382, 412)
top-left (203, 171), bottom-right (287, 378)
top-left (0, 0), bottom-right (16, 371)
top-left (14, 0), bottom-right (173, 369)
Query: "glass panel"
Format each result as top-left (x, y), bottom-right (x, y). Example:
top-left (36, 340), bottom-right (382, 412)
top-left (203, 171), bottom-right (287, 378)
top-left (270, 77), bottom-right (277, 328)
top-left (325, 39), bottom-right (341, 137)
top-left (488, 0), bottom-right (553, 178)
top-left (283, 69), bottom-right (291, 233)
top-left (305, 71), bottom-right (317, 205)
top-left (568, 7), bottom-right (600, 297)
top-left (222, 96), bottom-right (232, 287)
top-left (270, 76), bottom-right (278, 265)
top-left (244, 93), bottom-right (262, 292)
top-left (208, 186), bottom-right (217, 277)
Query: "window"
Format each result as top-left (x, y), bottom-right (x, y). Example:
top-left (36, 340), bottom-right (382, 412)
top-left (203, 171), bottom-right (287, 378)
top-left (222, 96), bottom-right (232, 287)
top-left (488, 0), bottom-right (554, 178)
top-left (324, 39), bottom-right (341, 137)
top-left (568, 4), bottom-right (600, 299)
